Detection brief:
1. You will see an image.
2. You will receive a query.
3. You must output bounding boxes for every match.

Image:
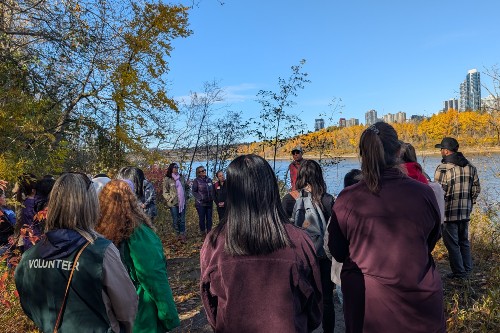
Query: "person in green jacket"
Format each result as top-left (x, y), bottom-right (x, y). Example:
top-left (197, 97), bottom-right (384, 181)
top-left (97, 179), bottom-right (180, 332)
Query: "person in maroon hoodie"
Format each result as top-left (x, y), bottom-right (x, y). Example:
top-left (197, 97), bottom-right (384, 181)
top-left (200, 154), bottom-right (322, 332)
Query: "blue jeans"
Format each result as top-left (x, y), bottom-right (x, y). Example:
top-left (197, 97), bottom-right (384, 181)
top-left (442, 220), bottom-right (472, 276)
top-left (196, 205), bottom-right (213, 232)
top-left (336, 284), bottom-right (343, 305)
top-left (169, 206), bottom-right (186, 235)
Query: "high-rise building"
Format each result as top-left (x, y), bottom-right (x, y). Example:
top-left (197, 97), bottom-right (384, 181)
top-left (443, 99), bottom-right (459, 111)
top-left (314, 118), bottom-right (325, 131)
top-left (482, 95), bottom-right (500, 112)
top-left (395, 111), bottom-right (406, 123)
top-left (383, 114), bottom-right (395, 123)
top-left (346, 118), bottom-right (359, 127)
top-left (339, 118), bottom-right (346, 127)
top-left (382, 112), bottom-right (406, 124)
top-left (459, 69), bottom-right (481, 111)
top-left (365, 109), bottom-right (377, 125)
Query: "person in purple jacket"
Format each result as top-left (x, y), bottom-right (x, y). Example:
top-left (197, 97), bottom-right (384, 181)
top-left (328, 122), bottom-right (445, 333)
top-left (192, 166), bottom-right (213, 237)
top-left (200, 154), bottom-right (322, 332)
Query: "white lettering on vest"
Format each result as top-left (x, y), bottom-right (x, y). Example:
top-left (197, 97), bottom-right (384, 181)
top-left (27, 259), bottom-right (80, 271)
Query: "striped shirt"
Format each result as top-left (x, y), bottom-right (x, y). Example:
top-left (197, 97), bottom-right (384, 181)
top-left (434, 156), bottom-right (480, 222)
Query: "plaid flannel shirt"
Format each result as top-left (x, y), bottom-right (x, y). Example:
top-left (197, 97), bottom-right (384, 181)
top-left (434, 161), bottom-right (480, 222)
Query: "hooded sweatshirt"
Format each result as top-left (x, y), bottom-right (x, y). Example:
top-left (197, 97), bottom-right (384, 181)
top-left (15, 229), bottom-right (138, 333)
top-left (434, 152), bottom-right (481, 221)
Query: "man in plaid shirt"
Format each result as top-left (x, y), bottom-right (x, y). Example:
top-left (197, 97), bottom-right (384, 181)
top-left (434, 137), bottom-right (480, 279)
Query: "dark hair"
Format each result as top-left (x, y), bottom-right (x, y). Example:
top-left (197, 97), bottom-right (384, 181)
top-left (195, 166), bottom-right (206, 177)
top-left (210, 154), bottom-right (291, 255)
top-left (116, 166), bottom-right (145, 199)
top-left (400, 142), bottom-right (417, 163)
top-left (34, 177), bottom-right (56, 212)
top-left (400, 142), bottom-right (423, 172)
top-left (15, 173), bottom-right (37, 203)
top-left (216, 170), bottom-right (223, 177)
top-left (344, 169), bottom-right (362, 188)
top-left (359, 122), bottom-right (401, 193)
top-left (166, 163), bottom-right (177, 179)
top-left (35, 178), bottom-right (56, 197)
top-left (295, 159), bottom-right (327, 209)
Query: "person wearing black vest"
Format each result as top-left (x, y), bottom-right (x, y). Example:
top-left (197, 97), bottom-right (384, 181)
top-left (213, 170), bottom-right (227, 221)
top-left (15, 173), bottom-right (138, 333)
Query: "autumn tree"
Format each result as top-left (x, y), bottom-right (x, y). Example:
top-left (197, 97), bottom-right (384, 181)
top-left (0, 0), bottom-right (191, 173)
top-left (251, 59), bottom-right (310, 171)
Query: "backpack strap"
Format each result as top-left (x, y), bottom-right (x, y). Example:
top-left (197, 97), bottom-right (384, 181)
top-left (53, 241), bottom-right (90, 333)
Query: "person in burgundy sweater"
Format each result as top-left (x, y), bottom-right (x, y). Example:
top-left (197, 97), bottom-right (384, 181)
top-left (201, 154), bottom-right (322, 332)
top-left (328, 123), bottom-right (444, 333)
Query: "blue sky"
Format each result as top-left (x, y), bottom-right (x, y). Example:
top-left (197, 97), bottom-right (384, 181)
top-left (168, 0), bottom-right (500, 133)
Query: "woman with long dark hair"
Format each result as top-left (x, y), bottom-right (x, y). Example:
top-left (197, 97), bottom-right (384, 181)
top-left (400, 141), bottom-right (430, 183)
top-left (294, 159), bottom-right (335, 333)
top-left (97, 180), bottom-right (180, 333)
top-left (117, 166), bottom-right (158, 221)
top-left (200, 154), bottom-right (322, 332)
top-left (15, 173), bottom-right (137, 332)
top-left (328, 122), bottom-right (445, 333)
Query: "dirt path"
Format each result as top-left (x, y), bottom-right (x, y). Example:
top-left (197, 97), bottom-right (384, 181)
top-left (166, 252), bottom-right (489, 333)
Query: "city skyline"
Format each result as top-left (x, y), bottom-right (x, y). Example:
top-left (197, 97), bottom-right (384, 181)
top-left (168, 1), bottom-right (500, 135)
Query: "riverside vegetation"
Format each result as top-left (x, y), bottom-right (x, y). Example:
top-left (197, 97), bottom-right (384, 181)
top-left (1, 163), bottom-right (499, 332)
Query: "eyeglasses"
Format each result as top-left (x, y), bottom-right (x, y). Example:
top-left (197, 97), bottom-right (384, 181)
top-left (65, 172), bottom-right (93, 190)
top-left (199, 170), bottom-right (206, 173)
top-left (173, 165), bottom-right (179, 168)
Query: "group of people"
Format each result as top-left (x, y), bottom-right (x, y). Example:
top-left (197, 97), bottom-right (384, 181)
top-left (200, 122), bottom-right (480, 333)
top-left (2, 120), bottom-right (481, 333)
top-left (163, 163), bottom-right (227, 242)
top-left (2, 167), bottom-right (179, 333)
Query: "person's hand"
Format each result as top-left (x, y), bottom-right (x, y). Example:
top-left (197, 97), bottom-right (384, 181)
top-left (218, 202), bottom-right (224, 207)
top-left (0, 180), bottom-right (7, 191)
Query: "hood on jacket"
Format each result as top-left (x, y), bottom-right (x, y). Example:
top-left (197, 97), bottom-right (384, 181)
top-left (442, 152), bottom-right (469, 167)
top-left (37, 229), bottom-right (88, 259)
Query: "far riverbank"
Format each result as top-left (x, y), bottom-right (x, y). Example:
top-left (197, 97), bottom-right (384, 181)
top-left (273, 145), bottom-right (500, 160)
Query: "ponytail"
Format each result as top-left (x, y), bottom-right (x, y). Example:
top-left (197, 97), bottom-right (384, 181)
top-left (359, 123), bottom-right (401, 193)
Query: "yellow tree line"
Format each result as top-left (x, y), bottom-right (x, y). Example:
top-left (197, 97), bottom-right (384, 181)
top-left (239, 109), bottom-right (500, 157)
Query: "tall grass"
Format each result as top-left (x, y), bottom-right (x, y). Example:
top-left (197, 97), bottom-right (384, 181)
top-left (436, 205), bottom-right (500, 332)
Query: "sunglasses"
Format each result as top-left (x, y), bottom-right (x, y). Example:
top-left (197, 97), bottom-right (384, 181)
top-left (292, 151), bottom-right (302, 155)
top-left (199, 169), bottom-right (206, 173)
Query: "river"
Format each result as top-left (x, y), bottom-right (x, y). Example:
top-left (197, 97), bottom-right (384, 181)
top-left (272, 153), bottom-right (499, 203)
top-left (186, 153), bottom-right (499, 203)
